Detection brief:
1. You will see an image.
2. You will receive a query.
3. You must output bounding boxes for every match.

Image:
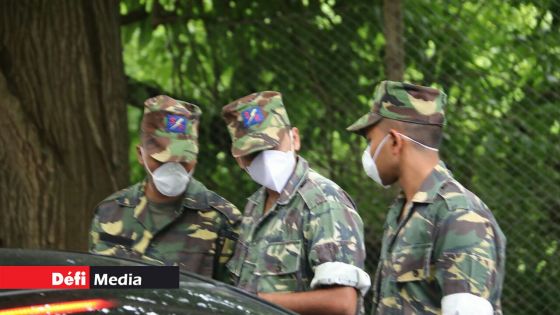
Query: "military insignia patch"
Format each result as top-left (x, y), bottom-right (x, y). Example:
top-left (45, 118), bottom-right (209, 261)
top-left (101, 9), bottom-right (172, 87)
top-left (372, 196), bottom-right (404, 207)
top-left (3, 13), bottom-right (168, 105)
top-left (241, 106), bottom-right (264, 128)
top-left (165, 114), bottom-right (188, 133)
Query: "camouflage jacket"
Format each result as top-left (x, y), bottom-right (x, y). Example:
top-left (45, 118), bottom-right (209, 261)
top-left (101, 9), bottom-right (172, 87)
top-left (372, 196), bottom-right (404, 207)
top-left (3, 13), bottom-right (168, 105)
top-left (227, 156), bottom-right (367, 295)
top-left (371, 162), bottom-right (506, 315)
top-left (89, 177), bottom-right (241, 281)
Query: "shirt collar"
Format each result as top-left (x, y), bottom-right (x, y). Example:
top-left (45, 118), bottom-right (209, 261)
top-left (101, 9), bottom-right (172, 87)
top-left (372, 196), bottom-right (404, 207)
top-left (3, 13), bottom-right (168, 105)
top-left (277, 155), bottom-right (309, 205)
top-left (409, 161), bottom-right (452, 204)
top-left (181, 177), bottom-right (210, 210)
top-left (247, 186), bottom-right (266, 205)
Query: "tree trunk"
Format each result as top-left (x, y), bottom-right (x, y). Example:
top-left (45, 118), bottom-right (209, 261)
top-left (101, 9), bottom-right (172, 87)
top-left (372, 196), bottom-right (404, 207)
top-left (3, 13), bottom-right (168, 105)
top-left (0, 0), bottom-right (128, 251)
top-left (383, 0), bottom-right (405, 81)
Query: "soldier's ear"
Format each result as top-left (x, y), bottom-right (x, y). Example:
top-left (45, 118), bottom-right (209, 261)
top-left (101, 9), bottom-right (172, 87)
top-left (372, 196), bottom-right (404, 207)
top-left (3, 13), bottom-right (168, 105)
top-left (389, 129), bottom-right (403, 156)
top-left (186, 161), bottom-right (197, 173)
top-left (291, 127), bottom-right (301, 152)
top-left (136, 145), bottom-right (145, 166)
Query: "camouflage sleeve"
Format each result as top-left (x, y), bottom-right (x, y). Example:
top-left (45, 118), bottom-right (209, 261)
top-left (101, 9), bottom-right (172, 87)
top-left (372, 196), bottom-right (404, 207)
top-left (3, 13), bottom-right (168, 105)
top-left (433, 209), bottom-right (500, 299)
top-left (89, 209), bottom-right (101, 252)
top-left (88, 189), bottom-right (127, 255)
top-left (89, 204), bottom-right (120, 255)
top-left (304, 198), bottom-right (370, 294)
top-left (88, 201), bottom-right (129, 257)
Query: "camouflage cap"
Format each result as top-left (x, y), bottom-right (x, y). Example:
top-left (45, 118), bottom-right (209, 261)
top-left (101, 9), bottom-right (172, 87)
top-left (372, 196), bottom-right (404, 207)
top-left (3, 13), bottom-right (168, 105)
top-left (221, 91), bottom-right (291, 158)
top-left (141, 95), bottom-right (201, 163)
top-left (347, 81), bottom-right (447, 135)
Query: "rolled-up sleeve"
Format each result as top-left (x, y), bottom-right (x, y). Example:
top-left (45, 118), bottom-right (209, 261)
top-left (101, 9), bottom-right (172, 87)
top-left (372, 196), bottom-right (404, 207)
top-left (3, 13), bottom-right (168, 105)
top-left (305, 201), bottom-right (370, 295)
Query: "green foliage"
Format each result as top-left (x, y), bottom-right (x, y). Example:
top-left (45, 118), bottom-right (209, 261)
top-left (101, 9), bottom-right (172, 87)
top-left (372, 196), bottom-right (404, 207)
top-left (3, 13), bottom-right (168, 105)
top-left (120, 0), bottom-right (560, 313)
top-left (127, 105), bottom-right (143, 181)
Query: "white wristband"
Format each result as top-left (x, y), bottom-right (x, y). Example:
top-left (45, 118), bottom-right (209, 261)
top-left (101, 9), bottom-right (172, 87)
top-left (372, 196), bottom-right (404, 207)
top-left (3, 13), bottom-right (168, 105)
top-left (442, 293), bottom-right (493, 315)
top-left (310, 262), bottom-right (371, 296)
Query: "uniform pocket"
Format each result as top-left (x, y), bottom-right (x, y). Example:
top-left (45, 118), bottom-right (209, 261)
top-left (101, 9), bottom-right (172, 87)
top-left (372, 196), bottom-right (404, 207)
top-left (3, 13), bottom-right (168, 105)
top-left (256, 240), bottom-right (302, 276)
top-left (391, 243), bottom-right (433, 282)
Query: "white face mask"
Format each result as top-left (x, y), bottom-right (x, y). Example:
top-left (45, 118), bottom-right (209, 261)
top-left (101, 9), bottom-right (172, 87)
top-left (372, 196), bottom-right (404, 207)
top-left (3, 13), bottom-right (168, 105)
top-left (362, 134), bottom-right (391, 188)
top-left (362, 133), bottom-right (438, 188)
top-left (245, 131), bottom-right (296, 193)
top-left (141, 148), bottom-right (192, 197)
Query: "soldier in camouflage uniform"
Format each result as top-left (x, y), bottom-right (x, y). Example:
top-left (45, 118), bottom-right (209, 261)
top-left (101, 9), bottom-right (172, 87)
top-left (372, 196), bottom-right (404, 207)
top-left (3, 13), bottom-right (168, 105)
top-left (89, 95), bottom-right (241, 281)
top-left (221, 91), bottom-right (371, 315)
top-left (347, 81), bottom-right (506, 315)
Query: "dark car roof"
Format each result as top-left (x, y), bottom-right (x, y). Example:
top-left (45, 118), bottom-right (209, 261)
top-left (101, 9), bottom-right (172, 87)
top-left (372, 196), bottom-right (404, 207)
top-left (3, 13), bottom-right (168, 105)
top-left (0, 249), bottom-right (295, 315)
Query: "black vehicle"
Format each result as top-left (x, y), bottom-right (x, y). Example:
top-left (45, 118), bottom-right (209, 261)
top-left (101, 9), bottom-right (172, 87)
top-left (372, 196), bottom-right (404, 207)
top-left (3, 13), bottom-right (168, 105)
top-left (0, 249), bottom-right (295, 315)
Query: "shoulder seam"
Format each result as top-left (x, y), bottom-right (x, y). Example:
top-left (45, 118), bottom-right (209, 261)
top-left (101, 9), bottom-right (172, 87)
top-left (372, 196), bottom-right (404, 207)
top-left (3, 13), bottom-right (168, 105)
top-left (438, 179), bottom-right (472, 212)
top-left (93, 190), bottom-right (128, 214)
top-left (298, 172), bottom-right (332, 211)
top-left (207, 191), bottom-right (241, 224)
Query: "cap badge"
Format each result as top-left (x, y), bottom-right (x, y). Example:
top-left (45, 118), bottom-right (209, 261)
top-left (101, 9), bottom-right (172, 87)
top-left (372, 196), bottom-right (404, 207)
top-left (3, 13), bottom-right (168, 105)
top-left (165, 114), bottom-right (188, 134)
top-left (241, 106), bottom-right (264, 128)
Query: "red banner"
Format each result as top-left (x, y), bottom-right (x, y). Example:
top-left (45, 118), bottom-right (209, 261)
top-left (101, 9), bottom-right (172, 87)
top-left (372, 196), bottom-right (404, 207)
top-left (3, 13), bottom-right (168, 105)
top-left (0, 266), bottom-right (90, 289)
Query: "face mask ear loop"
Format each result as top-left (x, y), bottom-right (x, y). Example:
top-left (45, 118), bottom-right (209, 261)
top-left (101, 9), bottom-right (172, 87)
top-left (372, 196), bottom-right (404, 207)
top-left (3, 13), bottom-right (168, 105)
top-left (372, 134), bottom-right (391, 162)
top-left (188, 165), bottom-right (195, 177)
top-left (397, 133), bottom-right (439, 152)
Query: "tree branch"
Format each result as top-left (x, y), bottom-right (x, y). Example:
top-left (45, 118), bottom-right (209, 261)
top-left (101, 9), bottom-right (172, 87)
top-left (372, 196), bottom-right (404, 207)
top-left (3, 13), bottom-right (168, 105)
top-left (120, 8), bottom-right (149, 26)
top-left (126, 76), bottom-right (199, 109)
top-left (120, 3), bottom-right (179, 27)
top-left (126, 76), bottom-right (166, 109)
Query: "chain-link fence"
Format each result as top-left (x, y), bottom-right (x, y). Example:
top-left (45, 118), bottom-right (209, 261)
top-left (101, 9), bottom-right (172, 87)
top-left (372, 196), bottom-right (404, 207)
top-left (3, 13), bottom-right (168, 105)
top-left (123, 0), bottom-right (560, 313)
